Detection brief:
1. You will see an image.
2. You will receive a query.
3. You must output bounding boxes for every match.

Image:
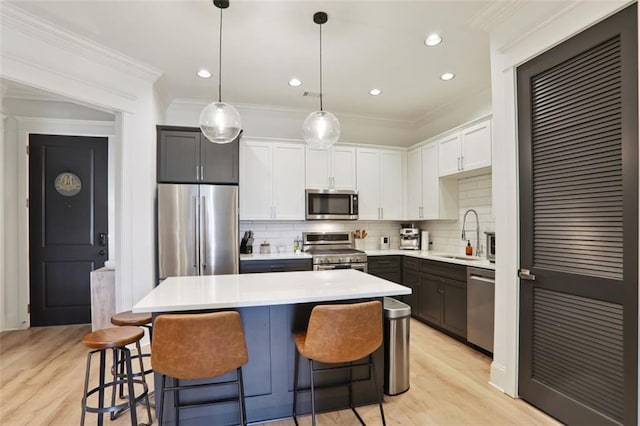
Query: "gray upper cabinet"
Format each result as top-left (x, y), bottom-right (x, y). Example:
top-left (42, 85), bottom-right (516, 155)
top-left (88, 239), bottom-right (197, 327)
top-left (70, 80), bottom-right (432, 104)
top-left (157, 125), bottom-right (239, 184)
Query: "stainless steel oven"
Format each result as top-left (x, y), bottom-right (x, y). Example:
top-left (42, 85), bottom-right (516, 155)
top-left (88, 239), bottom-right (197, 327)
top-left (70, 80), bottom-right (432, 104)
top-left (306, 189), bottom-right (358, 220)
top-left (303, 231), bottom-right (367, 272)
top-left (314, 262), bottom-right (368, 273)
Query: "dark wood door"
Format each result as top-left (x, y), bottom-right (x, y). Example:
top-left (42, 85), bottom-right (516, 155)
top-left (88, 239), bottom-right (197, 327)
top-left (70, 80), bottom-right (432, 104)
top-left (517, 4), bottom-right (637, 424)
top-left (29, 134), bottom-right (108, 326)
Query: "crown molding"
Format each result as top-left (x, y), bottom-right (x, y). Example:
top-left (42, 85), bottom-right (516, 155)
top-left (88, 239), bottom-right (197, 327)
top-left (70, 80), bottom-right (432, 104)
top-left (412, 85), bottom-right (492, 128)
top-left (1, 3), bottom-right (162, 84)
top-left (170, 98), bottom-right (415, 129)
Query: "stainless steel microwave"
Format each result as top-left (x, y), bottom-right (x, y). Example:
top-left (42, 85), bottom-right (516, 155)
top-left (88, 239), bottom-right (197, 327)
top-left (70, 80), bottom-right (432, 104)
top-left (305, 189), bottom-right (358, 220)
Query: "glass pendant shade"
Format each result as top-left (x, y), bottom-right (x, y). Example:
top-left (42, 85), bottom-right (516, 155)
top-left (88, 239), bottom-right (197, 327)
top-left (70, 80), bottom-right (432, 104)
top-left (199, 101), bottom-right (241, 144)
top-left (303, 110), bottom-right (340, 148)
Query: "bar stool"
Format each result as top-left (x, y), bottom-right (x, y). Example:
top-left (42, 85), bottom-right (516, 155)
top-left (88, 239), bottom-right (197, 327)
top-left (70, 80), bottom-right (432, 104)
top-left (110, 310), bottom-right (154, 418)
top-left (292, 300), bottom-right (386, 426)
top-left (151, 311), bottom-right (249, 425)
top-left (80, 326), bottom-right (153, 426)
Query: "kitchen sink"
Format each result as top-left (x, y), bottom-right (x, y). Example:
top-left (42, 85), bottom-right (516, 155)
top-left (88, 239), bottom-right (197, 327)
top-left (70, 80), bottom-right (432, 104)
top-left (436, 254), bottom-right (483, 262)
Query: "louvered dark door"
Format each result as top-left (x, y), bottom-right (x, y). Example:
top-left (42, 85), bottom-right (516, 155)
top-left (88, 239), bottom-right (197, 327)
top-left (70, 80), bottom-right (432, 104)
top-left (517, 4), bottom-right (637, 425)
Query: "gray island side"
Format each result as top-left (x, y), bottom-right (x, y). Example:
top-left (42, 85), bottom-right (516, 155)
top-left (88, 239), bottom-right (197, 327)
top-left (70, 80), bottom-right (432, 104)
top-left (133, 269), bottom-right (411, 425)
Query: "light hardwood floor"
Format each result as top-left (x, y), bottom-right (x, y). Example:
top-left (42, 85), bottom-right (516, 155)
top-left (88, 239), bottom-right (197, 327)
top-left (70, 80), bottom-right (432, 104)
top-left (0, 319), bottom-right (559, 425)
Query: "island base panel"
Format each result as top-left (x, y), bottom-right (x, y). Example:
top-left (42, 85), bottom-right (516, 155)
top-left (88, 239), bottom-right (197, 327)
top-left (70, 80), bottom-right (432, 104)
top-left (153, 300), bottom-right (385, 425)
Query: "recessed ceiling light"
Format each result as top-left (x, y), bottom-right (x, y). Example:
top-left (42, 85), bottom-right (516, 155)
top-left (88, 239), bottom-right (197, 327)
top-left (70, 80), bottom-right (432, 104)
top-left (369, 88), bottom-right (382, 96)
top-left (197, 69), bottom-right (212, 78)
top-left (288, 78), bottom-right (302, 87)
top-left (440, 72), bottom-right (455, 81)
top-left (425, 34), bottom-right (442, 47)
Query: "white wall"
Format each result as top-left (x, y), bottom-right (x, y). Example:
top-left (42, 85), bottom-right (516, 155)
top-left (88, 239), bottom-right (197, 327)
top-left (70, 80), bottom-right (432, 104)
top-left (0, 3), bottom-right (162, 329)
top-left (488, 0), bottom-right (633, 397)
top-left (420, 171), bottom-right (494, 255)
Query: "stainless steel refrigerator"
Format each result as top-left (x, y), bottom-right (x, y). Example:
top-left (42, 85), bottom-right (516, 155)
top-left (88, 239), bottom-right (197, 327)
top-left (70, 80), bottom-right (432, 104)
top-left (157, 184), bottom-right (238, 280)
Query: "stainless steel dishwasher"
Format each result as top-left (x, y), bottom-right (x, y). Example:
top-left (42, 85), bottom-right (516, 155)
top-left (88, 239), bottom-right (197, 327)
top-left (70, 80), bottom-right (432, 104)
top-left (467, 267), bottom-right (495, 353)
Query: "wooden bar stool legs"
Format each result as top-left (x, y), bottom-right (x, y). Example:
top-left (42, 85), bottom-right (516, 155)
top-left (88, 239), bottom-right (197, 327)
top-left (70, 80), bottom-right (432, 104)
top-left (80, 326), bottom-right (152, 426)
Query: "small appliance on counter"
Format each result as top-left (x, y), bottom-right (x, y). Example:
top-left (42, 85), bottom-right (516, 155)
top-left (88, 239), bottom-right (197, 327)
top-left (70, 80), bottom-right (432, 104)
top-left (400, 226), bottom-right (421, 250)
top-left (485, 232), bottom-right (495, 263)
top-left (240, 230), bottom-right (254, 254)
top-left (380, 236), bottom-right (390, 250)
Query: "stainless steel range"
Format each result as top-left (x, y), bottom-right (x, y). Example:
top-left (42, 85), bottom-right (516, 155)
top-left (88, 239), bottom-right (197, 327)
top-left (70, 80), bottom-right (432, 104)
top-left (303, 232), bottom-right (367, 272)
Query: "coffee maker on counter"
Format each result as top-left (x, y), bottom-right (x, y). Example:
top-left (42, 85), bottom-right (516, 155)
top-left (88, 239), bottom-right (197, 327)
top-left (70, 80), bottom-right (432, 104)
top-left (400, 224), bottom-right (421, 250)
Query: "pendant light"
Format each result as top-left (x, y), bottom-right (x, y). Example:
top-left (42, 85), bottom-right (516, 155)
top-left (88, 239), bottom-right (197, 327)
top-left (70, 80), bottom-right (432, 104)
top-left (303, 11), bottom-right (340, 148)
top-left (199, 0), bottom-right (241, 144)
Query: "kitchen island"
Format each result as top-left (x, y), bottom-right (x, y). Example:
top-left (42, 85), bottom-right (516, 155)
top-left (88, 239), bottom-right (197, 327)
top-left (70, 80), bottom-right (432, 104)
top-left (133, 269), bottom-right (410, 425)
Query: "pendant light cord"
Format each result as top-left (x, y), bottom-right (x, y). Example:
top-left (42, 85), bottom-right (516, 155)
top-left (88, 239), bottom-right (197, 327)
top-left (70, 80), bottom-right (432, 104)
top-left (319, 23), bottom-right (323, 111)
top-left (218, 7), bottom-right (223, 103)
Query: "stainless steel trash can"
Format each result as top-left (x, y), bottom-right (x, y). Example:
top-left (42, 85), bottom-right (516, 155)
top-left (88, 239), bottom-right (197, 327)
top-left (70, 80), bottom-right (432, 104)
top-left (383, 297), bottom-right (411, 395)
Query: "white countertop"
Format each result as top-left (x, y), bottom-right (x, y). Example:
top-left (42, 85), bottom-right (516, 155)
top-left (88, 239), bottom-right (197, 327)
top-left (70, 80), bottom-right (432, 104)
top-left (240, 252), bottom-right (312, 261)
top-left (132, 269), bottom-right (410, 313)
top-left (365, 249), bottom-right (495, 270)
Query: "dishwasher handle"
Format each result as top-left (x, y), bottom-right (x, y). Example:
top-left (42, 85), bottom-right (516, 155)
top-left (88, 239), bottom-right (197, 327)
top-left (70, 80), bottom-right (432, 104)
top-left (469, 275), bottom-right (495, 284)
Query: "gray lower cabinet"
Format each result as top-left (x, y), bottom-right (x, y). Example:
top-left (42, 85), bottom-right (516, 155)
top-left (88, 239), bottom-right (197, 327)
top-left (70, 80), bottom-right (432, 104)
top-left (157, 125), bottom-right (239, 184)
top-left (401, 257), bottom-right (420, 312)
top-left (240, 258), bottom-right (312, 274)
top-left (367, 256), bottom-right (402, 284)
top-left (416, 259), bottom-right (467, 340)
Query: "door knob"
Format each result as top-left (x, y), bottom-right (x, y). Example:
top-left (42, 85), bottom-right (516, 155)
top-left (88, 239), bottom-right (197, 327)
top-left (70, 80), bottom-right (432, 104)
top-left (98, 250), bottom-right (105, 256)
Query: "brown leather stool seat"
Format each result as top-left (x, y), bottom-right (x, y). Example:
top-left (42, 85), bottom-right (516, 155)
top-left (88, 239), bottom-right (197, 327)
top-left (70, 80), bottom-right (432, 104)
top-left (80, 326), bottom-right (152, 426)
top-left (111, 310), bottom-right (152, 327)
top-left (292, 300), bottom-right (386, 426)
top-left (152, 311), bottom-right (249, 425)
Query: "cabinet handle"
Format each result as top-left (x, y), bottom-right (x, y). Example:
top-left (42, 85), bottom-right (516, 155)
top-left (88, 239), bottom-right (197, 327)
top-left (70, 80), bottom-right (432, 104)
top-left (460, 156), bottom-right (464, 171)
top-left (381, 207), bottom-right (383, 219)
top-left (200, 165), bottom-right (204, 180)
top-left (196, 166), bottom-right (200, 180)
top-left (457, 157), bottom-right (461, 171)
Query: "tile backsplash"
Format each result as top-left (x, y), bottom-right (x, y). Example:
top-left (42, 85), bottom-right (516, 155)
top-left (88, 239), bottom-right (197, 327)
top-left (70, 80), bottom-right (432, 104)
top-left (240, 221), bottom-right (406, 252)
top-left (419, 171), bottom-right (494, 256)
top-left (240, 171), bottom-right (494, 256)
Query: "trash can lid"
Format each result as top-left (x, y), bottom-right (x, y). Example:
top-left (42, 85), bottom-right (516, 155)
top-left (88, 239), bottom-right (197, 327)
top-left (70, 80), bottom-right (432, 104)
top-left (383, 297), bottom-right (411, 319)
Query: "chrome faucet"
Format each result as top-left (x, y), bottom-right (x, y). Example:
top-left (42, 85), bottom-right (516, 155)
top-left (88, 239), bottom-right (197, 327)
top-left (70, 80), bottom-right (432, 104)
top-left (462, 209), bottom-right (480, 256)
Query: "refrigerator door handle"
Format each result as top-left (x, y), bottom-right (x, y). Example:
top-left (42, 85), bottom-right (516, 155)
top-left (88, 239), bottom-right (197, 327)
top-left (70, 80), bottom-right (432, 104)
top-left (201, 195), bottom-right (207, 271)
top-left (193, 196), bottom-right (198, 269)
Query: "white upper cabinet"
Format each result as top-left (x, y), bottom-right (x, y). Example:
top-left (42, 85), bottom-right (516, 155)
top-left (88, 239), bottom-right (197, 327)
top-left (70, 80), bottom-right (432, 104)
top-left (405, 143), bottom-right (457, 220)
top-left (406, 147), bottom-right (422, 220)
top-left (438, 118), bottom-right (492, 177)
top-left (305, 146), bottom-right (356, 190)
top-left (241, 140), bottom-right (305, 220)
top-left (356, 148), bottom-right (403, 220)
top-left (461, 120), bottom-right (492, 171)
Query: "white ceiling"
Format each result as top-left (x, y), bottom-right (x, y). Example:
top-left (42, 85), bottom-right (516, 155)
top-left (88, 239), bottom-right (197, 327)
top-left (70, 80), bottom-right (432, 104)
top-left (6, 1), bottom-right (493, 123)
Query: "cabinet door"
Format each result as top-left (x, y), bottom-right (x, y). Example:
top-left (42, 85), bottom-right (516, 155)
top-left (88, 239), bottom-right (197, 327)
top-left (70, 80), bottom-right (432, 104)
top-left (355, 148), bottom-right (380, 220)
top-left (305, 146), bottom-right (331, 189)
top-left (331, 146), bottom-right (356, 190)
top-left (461, 119), bottom-right (492, 172)
top-left (438, 133), bottom-right (462, 177)
top-left (402, 267), bottom-right (420, 314)
top-left (200, 135), bottom-right (239, 184)
top-left (421, 143), bottom-right (439, 219)
top-left (406, 147), bottom-right (422, 220)
top-left (419, 273), bottom-right (442, 325)
top-left (240, 141), bottom-right (272, 220)
top-left (378, 150), bottom-right (403, 220)
top-left (272, 143), bottom-right (305, 220)
top-left (157, 130), bottom-right (200, 182)
top-left (441, 278), bottom-right (467, 338)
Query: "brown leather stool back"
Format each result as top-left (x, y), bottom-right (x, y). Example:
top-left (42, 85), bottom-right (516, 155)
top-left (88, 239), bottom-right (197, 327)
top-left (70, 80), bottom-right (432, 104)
top-left (297, 300), bottom-right (382, 364)
top-left (151, 311), bottom-right (248, 380)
